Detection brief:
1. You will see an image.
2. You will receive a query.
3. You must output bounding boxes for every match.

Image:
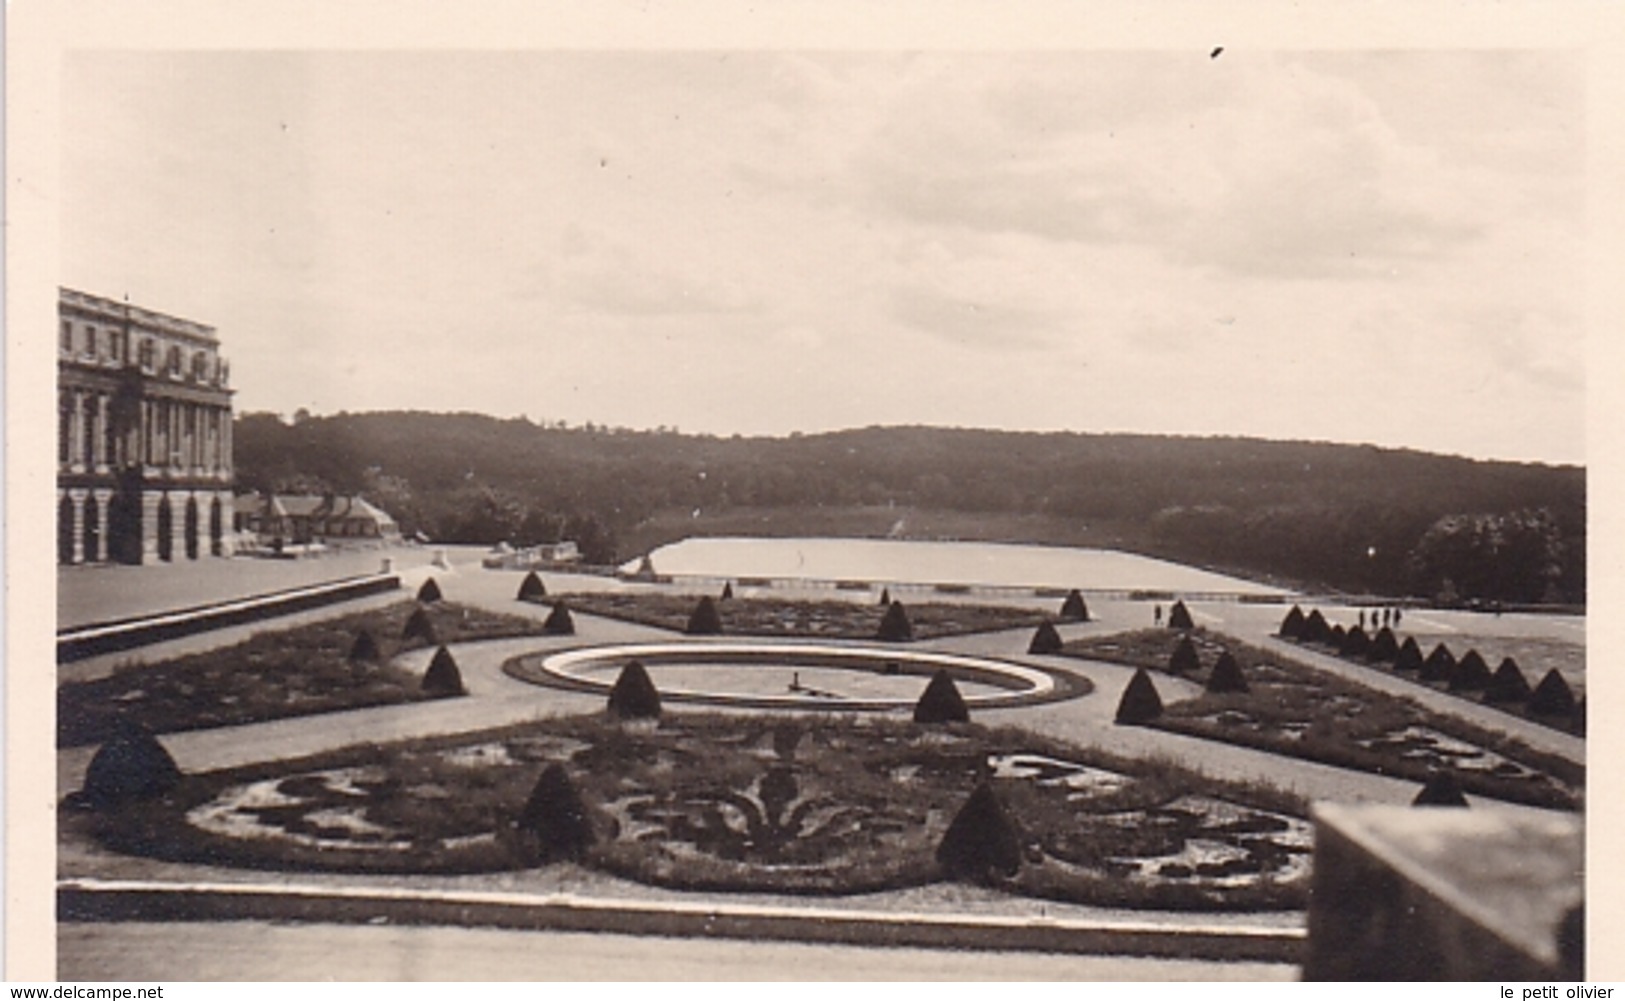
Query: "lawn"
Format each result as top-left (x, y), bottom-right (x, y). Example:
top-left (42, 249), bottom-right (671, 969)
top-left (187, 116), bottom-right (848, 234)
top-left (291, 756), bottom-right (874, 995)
top-left (546, 591), bottom-right (1050, 640)
top-left (1062, 628), bottom-right (1582, 811)
top-left (57, 600), bottom-right (554, 747)
top-left (71, 712), bottom-right (1313, 912)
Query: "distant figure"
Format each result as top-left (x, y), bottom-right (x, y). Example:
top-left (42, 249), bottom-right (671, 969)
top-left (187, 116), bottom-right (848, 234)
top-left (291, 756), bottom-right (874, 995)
top-left (1380, 608), bottom-right (1389, 628)
top-left (1394, 607), bottom-right (1403, 627)
top-left (1154, 604), bottom-right (1163, 627)
top-left (790, 671), bottom-right (802, 692)
top-left (1358, 610), bottom-right (1366, 630)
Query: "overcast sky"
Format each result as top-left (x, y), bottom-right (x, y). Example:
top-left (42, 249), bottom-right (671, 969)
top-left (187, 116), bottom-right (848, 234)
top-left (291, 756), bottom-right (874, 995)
top-left (61, 50), bottom-right (1586, 463)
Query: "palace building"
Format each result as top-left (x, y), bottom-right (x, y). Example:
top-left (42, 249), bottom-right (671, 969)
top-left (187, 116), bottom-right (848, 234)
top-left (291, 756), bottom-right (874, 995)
top-left (57, 287), bottom-right (236, 564)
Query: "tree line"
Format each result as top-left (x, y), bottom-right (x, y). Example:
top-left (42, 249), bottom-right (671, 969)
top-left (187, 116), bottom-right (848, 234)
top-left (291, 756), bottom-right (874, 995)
top-left (233, 411), bottom-right (1585, 604)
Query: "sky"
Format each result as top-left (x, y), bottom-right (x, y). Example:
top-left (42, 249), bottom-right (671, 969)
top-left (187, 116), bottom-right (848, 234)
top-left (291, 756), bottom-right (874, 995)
top-left (60, 49), bottom-right (1587, 464)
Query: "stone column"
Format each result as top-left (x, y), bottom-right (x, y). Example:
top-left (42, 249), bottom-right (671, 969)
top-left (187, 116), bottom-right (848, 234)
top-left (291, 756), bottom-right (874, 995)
top-left (140, 490), bottom-right (163, 564)
top-left (68, 488), bottom-right (87, 563)
top-left (95, 394), bottom-right (110, 472)
top-left (69, 390), bottom-right (84, 471)
top-left (89, 488), bottom-right (113, 562)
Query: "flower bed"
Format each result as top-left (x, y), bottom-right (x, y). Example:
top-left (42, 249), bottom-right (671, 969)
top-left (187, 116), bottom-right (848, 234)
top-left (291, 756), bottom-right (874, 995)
top-left (548, 592), bottom-right (1047, 641)
top-left (1063, 629), bottom-right (1581, 810)
top-left (70, 713), bottom-right (1312, 911)
top-left (57, 601), bottom-right (553, 747)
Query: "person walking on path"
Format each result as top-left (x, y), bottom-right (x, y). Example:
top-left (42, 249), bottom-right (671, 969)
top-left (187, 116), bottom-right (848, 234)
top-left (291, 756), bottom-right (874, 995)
top-left (1154, 604), bottom-right (1163, 627)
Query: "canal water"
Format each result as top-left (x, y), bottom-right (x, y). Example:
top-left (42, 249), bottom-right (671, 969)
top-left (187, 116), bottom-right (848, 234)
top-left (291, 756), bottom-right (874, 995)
top-left (624, 536), bottom-right (1285, 595)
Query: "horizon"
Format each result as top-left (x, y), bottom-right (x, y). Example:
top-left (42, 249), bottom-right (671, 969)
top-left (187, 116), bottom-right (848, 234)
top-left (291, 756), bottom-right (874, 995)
top-left (245, 405), bottom-right (1588, 470)
top-left (64, 50), bottom-right (1586, 466)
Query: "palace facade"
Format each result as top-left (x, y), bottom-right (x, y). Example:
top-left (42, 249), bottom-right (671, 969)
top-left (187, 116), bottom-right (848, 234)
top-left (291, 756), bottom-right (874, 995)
top-left (57, 287), bottom-right (235, 564)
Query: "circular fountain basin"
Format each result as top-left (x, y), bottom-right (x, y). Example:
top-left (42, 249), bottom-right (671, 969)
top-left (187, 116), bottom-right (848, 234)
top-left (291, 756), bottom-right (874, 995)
top-left (518, 641), bottom-right (1087, 711)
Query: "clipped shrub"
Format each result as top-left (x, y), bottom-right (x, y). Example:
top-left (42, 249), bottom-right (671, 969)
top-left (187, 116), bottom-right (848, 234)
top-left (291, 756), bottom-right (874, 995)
top-left (1207, 650), bottom-right (1249, 694)
top-left (1168, 635), bottom-right (1201, 675)
top-left (1328, 624), bottom-right (1346, 646)
top-left (1115, 668), bottom-right (1164, 724)
top-left (1339, 626), bottom-right (1370, 658)
top-left (1166, 601), bottom-right (1194, 630)
top-left (517, 763), bottom-right (595, 861)
top-left (1366, 627), bottom-right (1399, 663)
top-left (1279, 605), bottom-right (1306, 639)
top-left (720, 581), bottom-right (734, 601)
top-left (1420, 643), bottom-right (1456, 682)
top-left (914, 669), bottom-right (970, 724)
top-left (401, 606), bottom-right (437, 644)
top-left (876, 601), bottom-right (914, 642)
top-left (936, 782), bottom-right (1021, 881)
top-left (1484, 658), bottom-right (1532, 705)
top-left (685, 595), bottom-right (724, 636)
top-left (1449, 650), bottom-right (1491, 692)
top-left (1573, 698), bottom-right (1586, 736)
top-left (1413, 772), bottom-right (1470, 807)
top-left (1301, 609), bottom-right (1331, 644)
top-left (348, 629), bottom-right (381, 664)
top-left (416, 577), bottom-right (443, 603)
top-left (517, 571), bottom-right (546, 602)
top-left (878, 587), bottom-right (891, 606)
top-left (1528, 669), bottom-right (1577, 718)
top-left (1393, 637), bottom-right (1424, 673)
top-left (78, 720), bottom-right (182, 809)
top-left (1027, 620), bottom-right (1064, 655)
top-left (1059, 589), bottom-right (1089, 622)
top-left (607, 659), bottom-right (662, 720)
top-left (543, 600), bottom-right (575, 636)
top-left (421, 646), bottom-right (466, 696)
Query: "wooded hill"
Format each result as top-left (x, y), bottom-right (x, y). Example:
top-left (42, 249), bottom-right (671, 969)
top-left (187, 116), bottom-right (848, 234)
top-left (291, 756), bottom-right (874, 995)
top-left (234, 411), bottom-right (1585, 604)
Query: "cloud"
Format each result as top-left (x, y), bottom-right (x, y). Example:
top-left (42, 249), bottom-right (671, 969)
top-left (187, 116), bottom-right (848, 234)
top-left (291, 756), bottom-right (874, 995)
top-left (545, 226), bottom-right (760, 317)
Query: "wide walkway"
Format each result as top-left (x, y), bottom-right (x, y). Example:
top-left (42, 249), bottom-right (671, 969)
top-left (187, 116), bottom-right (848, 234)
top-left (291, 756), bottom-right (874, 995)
top-left (59, 920), bottom-right (1295, 981)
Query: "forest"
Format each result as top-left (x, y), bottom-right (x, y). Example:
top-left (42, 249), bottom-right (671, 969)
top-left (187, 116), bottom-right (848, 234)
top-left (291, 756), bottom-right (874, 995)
top-left (233, 411), bottom-right (1586, 605)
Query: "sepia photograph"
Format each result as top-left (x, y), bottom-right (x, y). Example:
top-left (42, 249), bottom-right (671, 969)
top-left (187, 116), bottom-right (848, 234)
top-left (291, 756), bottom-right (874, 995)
top-left (10, 0), bottom-right (1624, 985)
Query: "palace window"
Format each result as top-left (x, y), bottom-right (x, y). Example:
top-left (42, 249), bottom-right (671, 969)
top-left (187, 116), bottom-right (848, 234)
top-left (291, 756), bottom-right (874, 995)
top-left (61, 321), bottom-right (73, 354)
top-left (84, 326), bottom-right (98, 359)
top-left (138, 338), bottom-right (155, 371)
top-left (166, 345), bottom-right (182, 377)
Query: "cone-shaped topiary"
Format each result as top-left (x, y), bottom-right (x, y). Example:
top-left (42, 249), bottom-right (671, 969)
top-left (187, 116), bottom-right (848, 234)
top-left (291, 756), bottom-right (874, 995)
top-left (877, 600), bottom-right (914, 642)
top-left (720, 581), bottom-right (734, 601)
top-left (517, 763), bottom-right (595, 861)
top-left (1412, 772), bottom-right (1470, 807)
top-left (1421, 643), bottom-right (1456, 682)
top-left (422, 646), bottom-right (466, 696)
top-left (607, 659), bottom-right (662, 719)
top-left (1449, 649), bottom-right (1491, 692)
top-left (543, 600), bottom-right (575, 636)
top-left (401, 606), bottom-right (437, 644)
top-left (1328, 624), bottom-right (1346, 646)
top-left (348, 629), bottom-right (381, 663)
top-left (1115, 668), bottom-right (1164, 724)
top-left (1027, 620), bottom-right (1064, 655)
top-left (914, 669), bottom-right (970, 724)
top-left (878, 587), bottom-right (891, 606)
top-left (1207, 650), bottom-right (1249, 694)
top-left (1393, 637), bottom-right (1424, 673)
top-left (1059, 589), bottom-right (1089, 622)
top-left (1168, 635), bottom-right (1201, 675)
top-left (1301, 609), bottom-right (1331, 644)
top-left (1166, 600), bottom-right (1194, 630)
top-left (1528, 668), bottom-right (1578, 718)
top-left (936, 782), bottom-right (1021, 881)
top-left (1279, 605), bottom-right (1306, 639)
top-left (1367, 627), bottom-right (1399, 663)
top-left (1484, 657), bottom-right (1532, 704)
top-left (517, 571), bottom-right (546, 602)
top-left (78, 720), bottom-right (183, 809)
top-left (685, 595), bottom-right (724, 636)
top-left (416, 577), bottom-right (443, 603)
top-left (1339, 626), bottom-right (1370, 658)
top-left (1573, 697), bottom-right (1586, 737)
